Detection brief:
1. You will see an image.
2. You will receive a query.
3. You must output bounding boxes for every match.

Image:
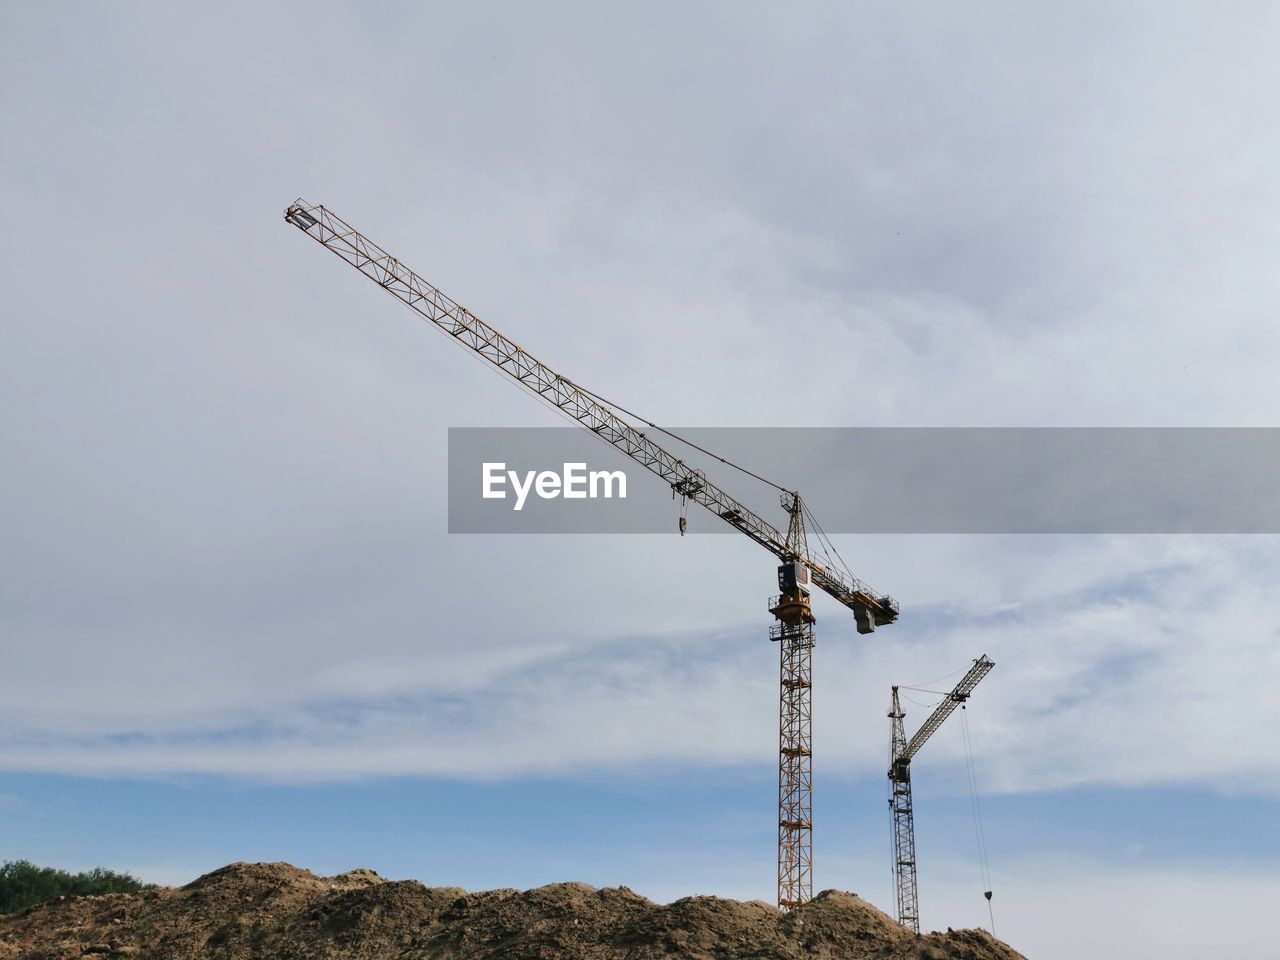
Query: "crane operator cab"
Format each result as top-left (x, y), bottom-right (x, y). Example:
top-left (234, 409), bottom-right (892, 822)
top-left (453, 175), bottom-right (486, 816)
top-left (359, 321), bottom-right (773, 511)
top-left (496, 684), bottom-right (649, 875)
top-left (777, 561), bottom-right (810, 594)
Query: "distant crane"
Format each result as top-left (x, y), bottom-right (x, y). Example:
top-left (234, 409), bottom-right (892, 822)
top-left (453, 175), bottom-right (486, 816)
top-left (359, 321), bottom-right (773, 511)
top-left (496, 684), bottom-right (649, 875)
top-left (888, 655), bottom-right (994, 933)
top-left (284, 200), bottom-right (900, 910)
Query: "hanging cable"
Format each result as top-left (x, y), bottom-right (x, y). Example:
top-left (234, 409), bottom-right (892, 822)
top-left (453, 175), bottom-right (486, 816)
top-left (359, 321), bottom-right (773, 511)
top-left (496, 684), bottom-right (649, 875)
top-left (801, 501), bottom-right (857, 585)
top-left (960, 705), bottom-right (995, 937)
top-left (469, 360), bottom-right (792, 538)
top-left (897, 685), bottom-right (953, 697)
top-left (901, 692), bottom-right (944, 709)
top-left (905, 663), bottom-right (970, 690)
top-left (535, 374), bottom-right (876, 579)
top-left (568, 380), bottom-right (795, 494)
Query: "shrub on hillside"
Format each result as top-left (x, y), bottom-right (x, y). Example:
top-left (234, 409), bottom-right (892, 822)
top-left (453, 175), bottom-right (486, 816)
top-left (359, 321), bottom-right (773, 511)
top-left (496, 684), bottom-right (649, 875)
top-left (0, 860), bottom-right (151, 915)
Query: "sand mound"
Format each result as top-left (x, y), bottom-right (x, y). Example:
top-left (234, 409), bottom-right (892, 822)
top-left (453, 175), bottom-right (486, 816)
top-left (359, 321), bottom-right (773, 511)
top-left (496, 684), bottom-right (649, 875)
top-left (0, 861), bottom-right (1025, 959)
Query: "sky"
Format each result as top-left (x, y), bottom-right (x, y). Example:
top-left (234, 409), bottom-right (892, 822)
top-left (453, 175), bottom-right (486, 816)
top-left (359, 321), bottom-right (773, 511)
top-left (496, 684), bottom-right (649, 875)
top-left (2, 3), bottom-right (1279, 958)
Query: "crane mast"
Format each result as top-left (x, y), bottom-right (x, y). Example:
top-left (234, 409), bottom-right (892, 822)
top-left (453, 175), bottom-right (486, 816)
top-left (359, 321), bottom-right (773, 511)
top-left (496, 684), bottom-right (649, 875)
top-left (284, 200), bottom-right (899, 910)
top-left (888, 655), bottom-right (994, 933)
top-left (771, 495), bottom-right (816, 908)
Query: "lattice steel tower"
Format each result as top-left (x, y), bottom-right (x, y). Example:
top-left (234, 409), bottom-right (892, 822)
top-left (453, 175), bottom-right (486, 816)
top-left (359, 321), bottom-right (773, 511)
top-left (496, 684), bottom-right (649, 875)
top-left (888, 686), bottom-right (919, 930)
top-left (770, 494), bottom-right (816, 909)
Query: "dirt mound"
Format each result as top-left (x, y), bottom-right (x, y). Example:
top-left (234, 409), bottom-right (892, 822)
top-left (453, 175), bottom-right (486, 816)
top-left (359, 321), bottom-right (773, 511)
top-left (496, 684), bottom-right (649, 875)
top-left (0, 861), bottom-right (1025, 959)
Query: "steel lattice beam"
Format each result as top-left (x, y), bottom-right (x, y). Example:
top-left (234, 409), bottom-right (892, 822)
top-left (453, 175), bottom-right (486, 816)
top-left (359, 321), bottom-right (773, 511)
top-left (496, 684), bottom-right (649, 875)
top-left (284, 200), bottom-right (898, 635)
top-left (901, 656), bottom-right (995, 763)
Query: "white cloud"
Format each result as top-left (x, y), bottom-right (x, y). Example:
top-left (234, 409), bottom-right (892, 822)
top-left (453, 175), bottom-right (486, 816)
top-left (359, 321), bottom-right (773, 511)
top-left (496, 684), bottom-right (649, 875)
top-left (0, 0), bottom-right (1277, 858)
top-left (2, 534), bottom-right (1277, 800)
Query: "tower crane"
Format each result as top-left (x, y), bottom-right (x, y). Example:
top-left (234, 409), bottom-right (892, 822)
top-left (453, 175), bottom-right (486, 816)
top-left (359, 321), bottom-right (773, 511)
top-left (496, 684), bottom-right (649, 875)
top-left (888, 654), bottom-right (994, 933)
top-left (283, 200), bottom-right (899, 910)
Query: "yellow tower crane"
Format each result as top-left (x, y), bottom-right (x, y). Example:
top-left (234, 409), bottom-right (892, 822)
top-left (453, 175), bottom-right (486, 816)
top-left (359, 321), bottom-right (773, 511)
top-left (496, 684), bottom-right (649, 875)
top-left (284, 200), bottom-right (899, 909)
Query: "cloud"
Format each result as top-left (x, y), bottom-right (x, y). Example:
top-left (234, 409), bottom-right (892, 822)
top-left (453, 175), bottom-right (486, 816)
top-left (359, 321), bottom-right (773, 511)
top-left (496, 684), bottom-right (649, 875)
top-left (1, 2), bottom-right (1278, 810)
top-left (2, 534), bottom-right (1277, 799)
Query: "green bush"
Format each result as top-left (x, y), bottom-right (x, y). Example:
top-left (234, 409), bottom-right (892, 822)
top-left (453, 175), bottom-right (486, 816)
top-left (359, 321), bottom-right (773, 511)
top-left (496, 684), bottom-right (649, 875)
top-left (0, 860), bottom-right (152, 915)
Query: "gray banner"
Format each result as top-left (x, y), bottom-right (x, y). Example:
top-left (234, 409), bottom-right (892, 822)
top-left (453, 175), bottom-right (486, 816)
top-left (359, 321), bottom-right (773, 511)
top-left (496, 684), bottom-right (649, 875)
top-left (448, 427), bottom-right (1280, 533)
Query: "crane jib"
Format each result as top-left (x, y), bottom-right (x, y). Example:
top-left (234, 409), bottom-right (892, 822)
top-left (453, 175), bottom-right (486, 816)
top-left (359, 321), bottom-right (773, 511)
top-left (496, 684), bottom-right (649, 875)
top-left (284, 200), bottom-right (899, 630)
top-left (895, 655), bottom-right (995, 767)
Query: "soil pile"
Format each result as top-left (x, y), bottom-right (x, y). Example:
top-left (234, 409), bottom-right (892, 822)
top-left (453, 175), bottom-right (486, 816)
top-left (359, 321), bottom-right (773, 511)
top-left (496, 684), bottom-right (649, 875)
top-left (0, 861), bottom-right (1025, 959)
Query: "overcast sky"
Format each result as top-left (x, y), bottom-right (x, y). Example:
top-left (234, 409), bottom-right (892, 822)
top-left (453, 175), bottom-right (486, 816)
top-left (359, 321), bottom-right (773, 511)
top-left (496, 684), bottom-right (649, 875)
top-left (2, 3), bottom-right (1279, 958)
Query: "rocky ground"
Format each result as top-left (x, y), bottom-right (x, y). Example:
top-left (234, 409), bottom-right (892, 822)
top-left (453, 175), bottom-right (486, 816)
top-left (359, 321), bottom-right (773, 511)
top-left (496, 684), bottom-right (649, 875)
top-left (0, 861), bottom-right (1025, 959)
